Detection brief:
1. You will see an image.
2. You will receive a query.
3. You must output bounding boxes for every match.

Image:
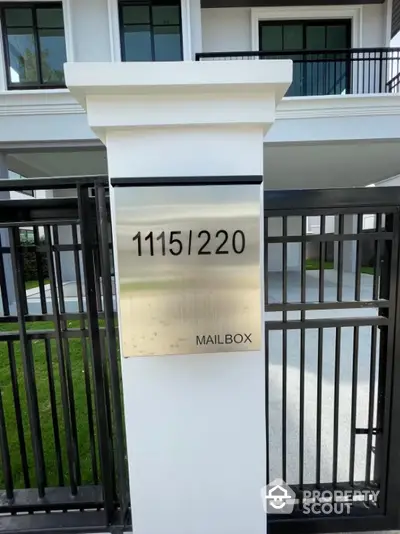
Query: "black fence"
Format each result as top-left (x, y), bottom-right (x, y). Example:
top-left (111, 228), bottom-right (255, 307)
top-left (264, 188), bottom-right (400, 533)
top-left (0, 177), bottom-right (130, 533)
top-left (196, 47), bottom-right (400, 96)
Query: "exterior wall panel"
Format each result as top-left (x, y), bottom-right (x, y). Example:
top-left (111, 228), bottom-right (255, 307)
top-left (201, 3), bottom-right (389, 52)
top-left (67, 0), bottom-right (113, 61)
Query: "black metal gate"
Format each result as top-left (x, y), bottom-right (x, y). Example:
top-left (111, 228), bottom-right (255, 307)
top-left (265, 188), bottom-right (400, 533)
top-left (0, 176), bottom-right (129, 533)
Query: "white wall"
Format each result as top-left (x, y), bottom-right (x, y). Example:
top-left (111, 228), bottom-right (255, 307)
top-left (201, 3), bottom-right (390, 53)
top-left (66, 0), bottom-right (112, 62)
top-left (363, 4), bottom-right (387, 47)
top-left (202, 8), bottom-right (251, 52)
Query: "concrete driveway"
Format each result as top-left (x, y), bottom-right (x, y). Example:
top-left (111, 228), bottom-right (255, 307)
top-left (266, 270), bottom-right (381, 487)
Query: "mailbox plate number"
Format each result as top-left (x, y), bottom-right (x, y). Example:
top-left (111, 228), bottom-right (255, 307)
top-left (113, 184), bottom-right (261, 357)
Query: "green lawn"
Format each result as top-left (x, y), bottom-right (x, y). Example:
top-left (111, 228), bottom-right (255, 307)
top-left (25, 279), bottom-right (50, 291)
top-left (306, 259), bottom-right (374, 275)
top-left (0, 321), bottom-right (108, 489)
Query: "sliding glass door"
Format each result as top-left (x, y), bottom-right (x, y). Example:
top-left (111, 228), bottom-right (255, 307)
top-left (259, 20), bottom-right (351, 96)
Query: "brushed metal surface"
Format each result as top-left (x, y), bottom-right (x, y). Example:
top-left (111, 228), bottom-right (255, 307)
top-left (113, 184), bottom-right (261, 357)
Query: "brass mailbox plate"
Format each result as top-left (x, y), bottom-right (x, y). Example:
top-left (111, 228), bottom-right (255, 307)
top-left (113, 184), bottom-right (261, 357)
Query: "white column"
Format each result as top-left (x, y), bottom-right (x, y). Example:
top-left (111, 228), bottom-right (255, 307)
top-left (334, 214), bottom-right (357, 273)
top-left (0, 153), bottom-right (15, 311)
top-left (65, 60), bottom-right (292, 534)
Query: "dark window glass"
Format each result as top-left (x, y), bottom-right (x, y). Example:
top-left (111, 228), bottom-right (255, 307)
top-left (5, 8), bottom-right (32, 27)
top-left (283, 24), bottom-right (302, 50)
top-left (123, 25), bottom-right (152, 61)
top-left (36, 7), bottom-right (64, 27)
top-left (120, 0), bottom-right (182, 62)
top-left (259, 20), bottom-right (351, 97)
top-left (260, 25), bottom-right (282, 52)
top-left (1, 3), bottom-right (66, 89)
top-left (154, 25), bottom-right (181, 61)
top-left (152, 5), bottom-right (179, 25)
top-left (123, 5), bottom-right (150, 24)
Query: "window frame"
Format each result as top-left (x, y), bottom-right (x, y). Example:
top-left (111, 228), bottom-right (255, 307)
top-left (0, 1), bottom-right (66, 90)
top-left (118, 0), bottom-right (183, 62)
top-left (258, 19), bottom-right (352, 53)
top-left (258, 19), bottom-right (352, 96)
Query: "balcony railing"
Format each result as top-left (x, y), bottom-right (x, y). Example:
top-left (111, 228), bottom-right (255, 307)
top-left (196, 47), bottom-right (400, 97)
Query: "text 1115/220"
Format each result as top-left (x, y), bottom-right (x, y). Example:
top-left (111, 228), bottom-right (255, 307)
top-left (132, 230), bottom-right (246, 256)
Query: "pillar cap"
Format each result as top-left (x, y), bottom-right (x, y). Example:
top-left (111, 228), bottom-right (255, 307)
top-left (64, 60), bottom-right (293, 141)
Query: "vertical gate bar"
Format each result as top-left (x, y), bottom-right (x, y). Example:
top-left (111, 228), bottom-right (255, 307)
top-left (53, 226), bottom-right (81, 486)
top-left (337, 215), bottom-right (344, 302)
top-left (0, 234), bottom-right (30, 487)
top-left (266, 327), bottom-right (270, 485)
top-left (44, 337), bottom-right (64, 486)
top-left (0, 386), bottom-right (13, 498)
top-left (0, 233), bottom-right (10, 316)
top-left (299, 216), bottom-right (306, 492)
top-left (6, 341), bottom-right (30, 488)
top-left (365, 324), bottom-right (377, 484)
top-left (33, 226), bottom-right (64, 485)
top-left (354, 215), bottom-right (362, 301)
top-left (332, 327), bottom-right (341, 486)
top-left (373, 214), bottom-right (382, 301)
top-left (282, 216), bottom-right (287, 482)
top-left (44, 225), bottom-right (78, 495)
top-left (265, 215), bottom-right (270, 485)
top-left (15, 230), bottom-right (28, 316)
top-left (9, 226), bottom-right (46, 497)
top-left (378, 210), bottom-right (400, 519)
top-left (264, 217), bottom-right (269, 306)
top-left (98, 327), bottom-right (116, 493)
top-left (78, 185), bottom-right (115, 523)
top-left (316, 327), bottom-right (323, 486)
top-left (95, 182), bottom-right (129, 513)
top-left (71, 223), bottom-right (99, 484)
top-left (349, 325), bottom-right (359, 486)
top-left (373, 211), bottom-right (397, 510)
top-left (319, 216), bottom-right (325, 302)
top-left (33, 226), bottom-right (47, 314)
top-left (93, 234), bottom-right (103, 313)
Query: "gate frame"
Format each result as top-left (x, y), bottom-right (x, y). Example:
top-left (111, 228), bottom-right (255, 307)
top-left (0, 176), bottom-right (130, 534)
top-left (264, 187), bottom-right (400, 534)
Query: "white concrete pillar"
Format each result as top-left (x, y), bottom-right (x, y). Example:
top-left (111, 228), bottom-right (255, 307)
top-left (0, 153), bottom-right (15, 311)
top-left (65, 60), bottom-right (292, 534)
top-left (334, 214), bottom-right (357, 273)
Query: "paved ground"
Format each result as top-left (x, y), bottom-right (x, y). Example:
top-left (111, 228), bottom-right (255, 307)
top-left (266, 271), bottom-right (380, 487)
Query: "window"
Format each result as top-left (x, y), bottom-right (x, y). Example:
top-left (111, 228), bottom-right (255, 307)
top-left (119, 0), bottom-right (182, 62)
top-left (1, 3), bottom-right (66, 89)
top-left (259, 20), bottom-right (351, 96)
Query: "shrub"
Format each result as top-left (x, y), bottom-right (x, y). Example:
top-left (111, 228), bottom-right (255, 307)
top-left (19, 234), bottom-right (49, 282)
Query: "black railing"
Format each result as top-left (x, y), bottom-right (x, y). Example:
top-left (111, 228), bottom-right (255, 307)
top-left (196, 47), bottom-right (400, 96)
top-left (0, 176), bottom-right (130, 533)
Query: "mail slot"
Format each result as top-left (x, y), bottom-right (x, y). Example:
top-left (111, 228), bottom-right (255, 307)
top-left (111, 177), bottom-right (262, 357)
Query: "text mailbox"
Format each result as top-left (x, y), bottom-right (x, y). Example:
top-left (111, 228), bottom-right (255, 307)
top-left (111, 177), bottom-right (262, 357)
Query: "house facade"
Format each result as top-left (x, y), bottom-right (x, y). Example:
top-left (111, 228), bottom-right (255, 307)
top-left (1, 2), bottom-right (400, 533)
top-left (0, 0), bottom-right (398, 189)
top-left (0, 0), bottom-right (398, 280)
